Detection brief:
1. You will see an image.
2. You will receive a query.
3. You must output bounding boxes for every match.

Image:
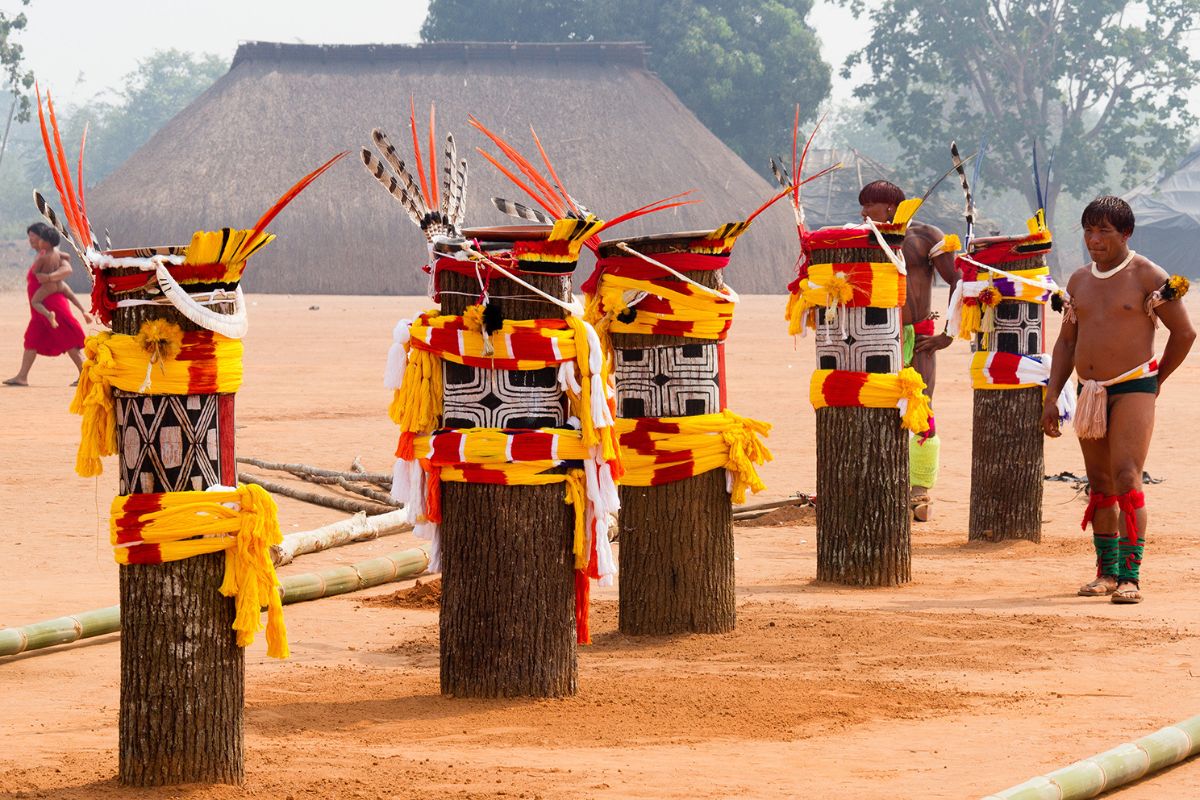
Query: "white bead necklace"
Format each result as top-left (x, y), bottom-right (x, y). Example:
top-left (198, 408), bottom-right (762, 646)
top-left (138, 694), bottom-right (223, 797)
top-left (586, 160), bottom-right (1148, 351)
top-left (1090, 249), bottom-right (1136, 280)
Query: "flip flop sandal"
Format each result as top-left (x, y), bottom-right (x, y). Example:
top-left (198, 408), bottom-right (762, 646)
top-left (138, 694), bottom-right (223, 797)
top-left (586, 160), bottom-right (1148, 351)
top-left (912, 501), bottom-right (933, 522)
top-left (1077, 579), bottom-right (1116, 596)
top-left (1112, 588), bottom-right (1143, 604)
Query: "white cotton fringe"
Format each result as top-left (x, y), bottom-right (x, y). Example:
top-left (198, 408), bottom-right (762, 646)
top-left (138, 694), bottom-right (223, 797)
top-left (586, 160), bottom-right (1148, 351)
top-left (384, 319), bottom-right (412, 389)
top-left (392, 458), bottom-right (441, 572)
top-left (945, 280), bottom-right (965, 336)
top-left (585, 457), bottom-right (620, 585)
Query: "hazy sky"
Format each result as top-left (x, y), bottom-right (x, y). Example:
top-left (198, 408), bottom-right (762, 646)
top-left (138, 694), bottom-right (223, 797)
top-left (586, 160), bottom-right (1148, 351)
top-left (14, 0), bottom-right (865, 107)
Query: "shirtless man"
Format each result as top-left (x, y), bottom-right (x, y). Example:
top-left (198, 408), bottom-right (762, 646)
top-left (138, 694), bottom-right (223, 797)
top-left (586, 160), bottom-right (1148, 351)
top-left (1042, 196), bottom-right (1195, 604)
top-left (859, 180), bottom-right (959, 520)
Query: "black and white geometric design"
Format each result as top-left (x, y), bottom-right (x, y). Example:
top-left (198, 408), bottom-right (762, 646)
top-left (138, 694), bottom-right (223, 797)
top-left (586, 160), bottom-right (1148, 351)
top-left (442, 362), bottom-right (567, 429)
top-left (615, 343), bottom-right (721, 418)
top-left (815, 306), bottom-right (901, 373)
top-left (978, 300), bottom-right (1043, 355)
top-left (116, 393), bottom-right (221, 494)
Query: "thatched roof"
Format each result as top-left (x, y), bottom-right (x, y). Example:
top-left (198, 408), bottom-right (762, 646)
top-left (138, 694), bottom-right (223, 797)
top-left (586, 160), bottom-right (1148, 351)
top-left (88, 41), bottom-right (812, 295)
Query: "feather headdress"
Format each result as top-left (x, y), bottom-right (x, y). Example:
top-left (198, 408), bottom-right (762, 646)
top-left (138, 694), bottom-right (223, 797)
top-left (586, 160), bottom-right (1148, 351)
top-left (360, 98), bottom-right (469, 241)
top-left (468, 115), bottom-right (696, 253)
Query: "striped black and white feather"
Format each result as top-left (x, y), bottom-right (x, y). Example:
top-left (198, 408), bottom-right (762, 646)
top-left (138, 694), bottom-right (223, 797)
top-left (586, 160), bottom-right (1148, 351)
top-left (32, 190), bottom-right (88, 260)
top-left (950, 141), bottom-right (974, 243)
top-left (770, 156), bottom-right (792, 190)
top-left (371, 128), bottom-right (430, 217)
top-left (492, 196), bottom-right (554, 225)
top-left (360, 148), bottom-right (426, 229)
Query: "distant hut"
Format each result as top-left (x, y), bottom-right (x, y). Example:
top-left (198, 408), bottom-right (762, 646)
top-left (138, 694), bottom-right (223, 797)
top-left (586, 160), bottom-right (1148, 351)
top-left (88, 41), bottom-right (802, 295)
top-left (1127, 144), bottom-right (1200, 278)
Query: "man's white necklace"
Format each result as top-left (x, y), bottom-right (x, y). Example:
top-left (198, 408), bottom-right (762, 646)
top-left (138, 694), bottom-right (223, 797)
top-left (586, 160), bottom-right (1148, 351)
top-left (1091, 250), bottom-right (1136, 279)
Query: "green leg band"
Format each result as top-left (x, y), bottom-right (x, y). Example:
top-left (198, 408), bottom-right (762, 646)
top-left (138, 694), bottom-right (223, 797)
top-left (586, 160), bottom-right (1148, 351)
top-left (909, 433), bottom-right (940, 489)
top-left (1119, 535), bottom-right (1145, 583)
top-left (1094, 533), bottom-right (1120, 577)
top-left (902, 323), bottom-right (915, 367)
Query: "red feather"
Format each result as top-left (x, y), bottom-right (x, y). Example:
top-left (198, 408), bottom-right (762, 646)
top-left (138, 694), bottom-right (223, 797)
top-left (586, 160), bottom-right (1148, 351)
top-left (469, 116), bottom-right (563, 215)
top-left (233, 152), bottom-right (347, 262)
top-left (410, 96), bottom-right (431, 203)
top-left (744, 184), bottom-right (797, 228)
top-left (791, 104), bottom-right (801, 207)
top-left (529, 126), bottom-right (575, 214)
top-left (474, 148), bottom-right (563, 219)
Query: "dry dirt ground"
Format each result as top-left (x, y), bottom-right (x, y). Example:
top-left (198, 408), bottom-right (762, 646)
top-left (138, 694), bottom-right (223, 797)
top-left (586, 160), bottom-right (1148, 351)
top-left (2, 290), bottom-right (1200, 799)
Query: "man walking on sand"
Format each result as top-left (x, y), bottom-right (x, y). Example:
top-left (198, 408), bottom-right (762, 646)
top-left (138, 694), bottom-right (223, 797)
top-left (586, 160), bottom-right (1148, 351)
top-left (1042, 196), bottom-right (1195, 604)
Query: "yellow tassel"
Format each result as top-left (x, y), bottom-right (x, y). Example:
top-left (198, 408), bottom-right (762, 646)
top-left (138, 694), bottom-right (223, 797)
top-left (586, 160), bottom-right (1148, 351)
top-left (564, 469), bottom-right (588, 569)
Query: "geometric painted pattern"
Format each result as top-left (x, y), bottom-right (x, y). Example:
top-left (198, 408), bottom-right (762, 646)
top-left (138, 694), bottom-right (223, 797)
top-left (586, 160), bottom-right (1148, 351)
top-left (977, 300), bottom-right (1044, 355)
top-left (116, 393), bottom-right (222, 494)
top-left (615, 343), bottom-right (722, 418)
top-left (442, 362), bottom-right (567, 429)
top-left (815, 306), bottom-right (902, 374)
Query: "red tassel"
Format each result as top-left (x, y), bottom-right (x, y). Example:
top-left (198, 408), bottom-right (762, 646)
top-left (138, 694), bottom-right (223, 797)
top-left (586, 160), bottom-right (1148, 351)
top-left (425, 466), bottom-right (442, 524)
top-left (1081, 491), bottom-right (1117, 532)
top-left (574, 569), bottom-right (591, 645)
top-left (1117, 489), bottom-right (1145, 545)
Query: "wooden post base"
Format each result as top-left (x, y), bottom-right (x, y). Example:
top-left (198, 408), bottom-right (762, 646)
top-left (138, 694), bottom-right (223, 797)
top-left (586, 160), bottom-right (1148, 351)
top-left (119, 555), bottom-right (244, 786)
top-left (968, 387), bottom-right (1045, 543)
top-left (815, 406), bottom-right (910, 586)
top-left (438, 481), bottom-right (577, 698)
top-left (617, 470), bottom-right (735, 635)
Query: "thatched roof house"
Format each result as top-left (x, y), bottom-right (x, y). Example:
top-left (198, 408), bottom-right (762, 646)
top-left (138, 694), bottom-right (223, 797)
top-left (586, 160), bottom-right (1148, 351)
top-left (88, 41), bottom-right (814, 295)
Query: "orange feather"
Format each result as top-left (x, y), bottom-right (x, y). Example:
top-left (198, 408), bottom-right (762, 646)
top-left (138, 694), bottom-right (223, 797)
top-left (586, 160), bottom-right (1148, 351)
top-left (233, 151), bottom-right (347, 262)
top-left (409, 96), bottom-right (430, 204)
top-left (47, 92), bottom-right (89, 246)
top-left (529, 126), bottom-right (575, 213)
top-left (77, 123), bottom-right (89, 229)
top-left (34, 87), bottom-right (82, 248)
top-left (474, 148), bottom-right (563, 219)
top-left (469, 116), bottom-right (563, 213)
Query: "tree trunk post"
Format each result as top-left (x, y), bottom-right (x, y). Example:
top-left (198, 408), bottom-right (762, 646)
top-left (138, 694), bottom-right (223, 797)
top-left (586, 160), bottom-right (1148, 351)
top-left (107, 276), bottom-right (245, 786)
top-left (799, 237), bottom-right (912, 586)
top-left (596, 235), bottom-right (738, 635)
top-left (435, 263), bottom-right (579, 698)
top-left (966, 249), bottom-right (1048, 543)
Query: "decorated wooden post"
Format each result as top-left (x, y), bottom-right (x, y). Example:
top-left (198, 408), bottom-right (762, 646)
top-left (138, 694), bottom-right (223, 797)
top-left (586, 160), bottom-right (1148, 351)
top-left (788, 217), bottom-right (931, 585)
top-left (586, 220), bottom-right (773, 635)
top-left (36, 93), bottom-right (340, 785)
top-left (366, 113), bottom-right (626, 697)
top-left (951, 216), bottom-right (1060, 543)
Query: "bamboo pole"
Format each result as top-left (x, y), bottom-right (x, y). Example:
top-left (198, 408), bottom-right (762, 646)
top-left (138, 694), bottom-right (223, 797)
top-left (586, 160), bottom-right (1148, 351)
top-left (272, 509), bottom-right (412, 566)
top-left (0, 546), bottom-right (431, 659)
top-left (983, 715), bottom-right (1200, 799)
top-left (238, 472), bottom-right (396, 515)
top-left (236, 457), bottom-right (392, 487)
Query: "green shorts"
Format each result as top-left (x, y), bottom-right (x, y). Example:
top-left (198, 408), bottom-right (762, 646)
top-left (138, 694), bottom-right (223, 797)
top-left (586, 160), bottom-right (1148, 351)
top-left (1076, 375), bottom-right (1158, 397)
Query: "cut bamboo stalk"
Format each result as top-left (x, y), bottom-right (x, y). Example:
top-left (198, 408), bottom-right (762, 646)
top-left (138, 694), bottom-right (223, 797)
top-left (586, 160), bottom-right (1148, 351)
top-left (272, 509), bottom-right (412, 566)
top-left (238, 472), bottom-right (395, 516)
top-left (236, 457), bottom-right (392, 487)
top-left (0, 546), bottom-right (431, 659)
top-left (983, 714), bottom-right (1200, 799)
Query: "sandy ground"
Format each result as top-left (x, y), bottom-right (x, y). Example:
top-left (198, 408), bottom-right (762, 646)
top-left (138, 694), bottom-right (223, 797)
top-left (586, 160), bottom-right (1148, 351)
top-left (2, 289), bottom-right (1200, 799)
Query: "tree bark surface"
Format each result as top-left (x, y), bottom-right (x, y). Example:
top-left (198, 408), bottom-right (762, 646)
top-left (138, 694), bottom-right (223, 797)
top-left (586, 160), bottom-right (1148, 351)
top-left (607, 263), bottom-right (735, 635)
top-left (969, 386), bottom-right (1044, 542)
top-left (436, 268), bottom-right (577, 698)
top-left (815, 406), bottom-right (910, 586)
top-left (112, 296), bottom-right (243, 786)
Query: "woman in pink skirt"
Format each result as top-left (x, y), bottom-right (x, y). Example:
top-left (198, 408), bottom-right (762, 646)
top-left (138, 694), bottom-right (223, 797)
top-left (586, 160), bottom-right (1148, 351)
top-left (4, 223), bottom-right (87, 386)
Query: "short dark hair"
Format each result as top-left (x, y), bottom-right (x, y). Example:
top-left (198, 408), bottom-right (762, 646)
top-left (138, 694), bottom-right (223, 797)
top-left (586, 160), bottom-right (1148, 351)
top-left (27, 222), bottom-right (60, 247)
top-left (1080, 196), bottom-right (1134, 237)
top-left (858, 180), bottom-right (906, 207)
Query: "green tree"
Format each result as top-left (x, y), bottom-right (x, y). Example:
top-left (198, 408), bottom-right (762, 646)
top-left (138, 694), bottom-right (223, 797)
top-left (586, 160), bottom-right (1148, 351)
top-left (843, 0), bottom-right (1200, 232)
top-left (421, 0), bottom-right (831, 168)
top-left (3, 49), bottom-right (225, 239)
top-left (1, 0), bottom-right (33, 120)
